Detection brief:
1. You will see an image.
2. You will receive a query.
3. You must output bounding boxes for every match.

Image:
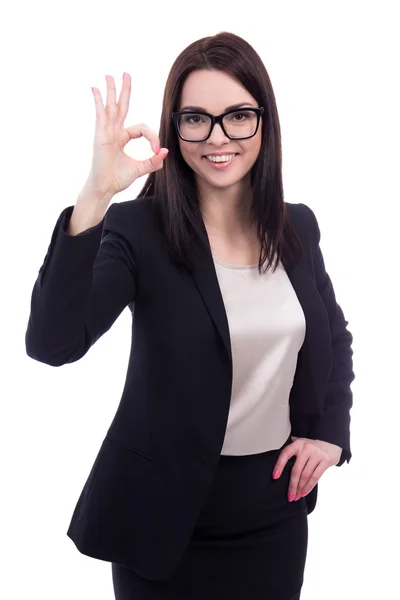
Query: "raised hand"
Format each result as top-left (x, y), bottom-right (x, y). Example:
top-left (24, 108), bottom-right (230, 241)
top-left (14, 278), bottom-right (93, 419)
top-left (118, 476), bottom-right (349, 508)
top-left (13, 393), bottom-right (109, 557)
top-left (89, 72), bottom-right (168, 197)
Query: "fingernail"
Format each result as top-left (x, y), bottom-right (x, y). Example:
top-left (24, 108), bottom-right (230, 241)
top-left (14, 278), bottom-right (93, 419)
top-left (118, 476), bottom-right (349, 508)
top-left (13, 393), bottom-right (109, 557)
top-left (288, 492), bottom-right (295, 502)
top-left (273, 469), bottom-right (280, 479)
top-left (301, 491), bottom-right (307, 497)
top-left (294, 494), bottom-right (300, 501)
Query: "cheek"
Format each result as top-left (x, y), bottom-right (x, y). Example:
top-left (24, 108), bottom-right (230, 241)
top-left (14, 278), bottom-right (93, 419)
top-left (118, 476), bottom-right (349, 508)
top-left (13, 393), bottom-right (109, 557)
top-left (244, 137), bottom-right (262, 164)
top-left (251, 131), bottom-right (262, 153)
top-left (179, 141), bottom-right (201, 165)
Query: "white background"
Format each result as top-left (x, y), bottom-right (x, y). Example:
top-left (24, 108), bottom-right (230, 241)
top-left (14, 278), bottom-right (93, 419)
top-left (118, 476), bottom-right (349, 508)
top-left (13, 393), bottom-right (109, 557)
top-left (2, 0), bottom-right (399, 598)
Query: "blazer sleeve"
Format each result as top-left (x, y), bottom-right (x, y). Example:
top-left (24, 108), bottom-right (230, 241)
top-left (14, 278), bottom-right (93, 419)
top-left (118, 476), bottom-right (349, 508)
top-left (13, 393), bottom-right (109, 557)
top-left (306, 206), bottom-right (355, 466)
top-left (25, 202), bottom-right (137, 366)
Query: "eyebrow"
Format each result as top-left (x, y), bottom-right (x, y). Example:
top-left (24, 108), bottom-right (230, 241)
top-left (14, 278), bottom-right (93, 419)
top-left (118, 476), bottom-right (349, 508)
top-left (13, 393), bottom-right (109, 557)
top-left (179, 102), bottom-right (257, 112)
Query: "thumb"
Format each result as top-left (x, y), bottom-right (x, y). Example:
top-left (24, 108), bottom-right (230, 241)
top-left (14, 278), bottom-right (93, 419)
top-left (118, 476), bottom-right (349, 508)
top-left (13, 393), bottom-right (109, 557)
top-left (139, 148), bottom-right (169, 176)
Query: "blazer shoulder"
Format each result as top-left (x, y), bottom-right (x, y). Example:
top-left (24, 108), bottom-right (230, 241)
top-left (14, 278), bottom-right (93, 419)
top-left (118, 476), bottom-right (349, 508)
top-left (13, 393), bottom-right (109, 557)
top-left (285, 200), bottom-right (315, 224)
top-left (103, 196), bottom-right (155, 240)
top-left (285, 201), bottom-right (319, 249)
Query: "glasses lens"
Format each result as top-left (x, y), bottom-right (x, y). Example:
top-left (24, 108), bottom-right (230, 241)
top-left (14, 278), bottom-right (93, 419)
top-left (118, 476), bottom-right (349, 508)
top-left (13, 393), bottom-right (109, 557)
top-left (222, 110), bottom-right (258, 139)
top-left (177, 113), bottom-right (212, 141)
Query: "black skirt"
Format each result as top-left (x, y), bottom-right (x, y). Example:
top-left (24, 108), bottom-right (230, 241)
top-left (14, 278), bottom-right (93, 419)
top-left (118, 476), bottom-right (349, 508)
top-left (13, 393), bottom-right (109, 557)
top-left (112, 434), bottom-right (308, 600)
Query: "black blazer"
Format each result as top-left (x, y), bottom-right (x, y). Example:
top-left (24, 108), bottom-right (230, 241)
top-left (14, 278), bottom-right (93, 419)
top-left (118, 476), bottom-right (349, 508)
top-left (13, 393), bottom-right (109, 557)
top-left (25, 197), bottom-right (355, 581)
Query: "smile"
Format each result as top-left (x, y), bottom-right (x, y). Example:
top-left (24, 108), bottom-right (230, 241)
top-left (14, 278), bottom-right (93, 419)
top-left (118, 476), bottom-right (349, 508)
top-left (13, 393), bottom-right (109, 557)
top-left (205, 154), bottom-right (237, 163)
top-left (203, 153), bottom-right (238, 170)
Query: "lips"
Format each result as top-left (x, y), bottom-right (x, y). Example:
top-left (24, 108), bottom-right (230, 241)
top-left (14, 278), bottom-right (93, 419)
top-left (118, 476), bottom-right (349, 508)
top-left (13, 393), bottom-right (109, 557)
top-left (202, 153), bottom-right (238, 170)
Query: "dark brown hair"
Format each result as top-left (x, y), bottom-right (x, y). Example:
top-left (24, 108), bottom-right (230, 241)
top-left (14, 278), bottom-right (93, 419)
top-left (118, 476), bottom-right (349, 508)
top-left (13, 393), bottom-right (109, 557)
top-left (137, 31), bottom-right (304, 274)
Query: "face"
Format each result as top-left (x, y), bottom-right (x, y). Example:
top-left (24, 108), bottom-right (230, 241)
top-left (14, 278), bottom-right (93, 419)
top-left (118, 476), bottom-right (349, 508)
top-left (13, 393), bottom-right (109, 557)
top-left (177, 69), bottom-right (262, 193)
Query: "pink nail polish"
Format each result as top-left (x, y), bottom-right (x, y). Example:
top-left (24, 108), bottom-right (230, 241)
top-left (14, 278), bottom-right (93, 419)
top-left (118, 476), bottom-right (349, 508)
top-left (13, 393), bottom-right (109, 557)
top-left (288, 492), bottom-right (295, 502)
top-left (273, 469), bottom-right (280, 479)
top-left (301, 491), bottom-right (307, 497)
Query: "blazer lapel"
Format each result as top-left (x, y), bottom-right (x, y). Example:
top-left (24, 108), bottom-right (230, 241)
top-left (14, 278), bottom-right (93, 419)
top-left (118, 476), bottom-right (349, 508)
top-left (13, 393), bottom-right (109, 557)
top-left (189, 236), bottom-right (233, 364)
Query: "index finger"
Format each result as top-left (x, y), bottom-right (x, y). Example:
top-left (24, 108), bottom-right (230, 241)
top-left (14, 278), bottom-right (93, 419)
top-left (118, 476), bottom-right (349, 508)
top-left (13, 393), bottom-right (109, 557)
top-left (125, 123), bottom-right (161, 156)
top-left (272, 444), bottom-right (297, 478)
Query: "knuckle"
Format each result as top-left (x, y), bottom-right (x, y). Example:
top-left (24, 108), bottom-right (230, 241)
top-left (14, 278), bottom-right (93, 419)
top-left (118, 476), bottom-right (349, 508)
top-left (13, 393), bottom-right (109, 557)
top-left (302, 469), bottom-right (313, 480)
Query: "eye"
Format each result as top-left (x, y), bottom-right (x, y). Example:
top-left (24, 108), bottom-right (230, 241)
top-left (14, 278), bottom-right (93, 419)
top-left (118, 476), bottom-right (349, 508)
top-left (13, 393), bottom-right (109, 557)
top-left (229, 110), bottom-right (252, 121)
top-left (182, 114), bottom-right (207, 124)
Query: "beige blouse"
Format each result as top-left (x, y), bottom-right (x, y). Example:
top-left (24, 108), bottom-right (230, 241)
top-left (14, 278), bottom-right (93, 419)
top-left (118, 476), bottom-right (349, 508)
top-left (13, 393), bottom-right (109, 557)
top-left (212, 254), bottom-right (306, 456)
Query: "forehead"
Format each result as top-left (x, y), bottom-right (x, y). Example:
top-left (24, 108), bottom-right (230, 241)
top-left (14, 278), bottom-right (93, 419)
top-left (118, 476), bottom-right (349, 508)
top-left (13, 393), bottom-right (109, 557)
top-left (179, 69), bottom-right (256, 112)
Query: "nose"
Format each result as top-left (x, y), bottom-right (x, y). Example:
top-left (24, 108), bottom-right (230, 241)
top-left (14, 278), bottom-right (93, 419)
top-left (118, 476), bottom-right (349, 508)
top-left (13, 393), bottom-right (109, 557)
top-left (207, 122), bottom-right (229, 145)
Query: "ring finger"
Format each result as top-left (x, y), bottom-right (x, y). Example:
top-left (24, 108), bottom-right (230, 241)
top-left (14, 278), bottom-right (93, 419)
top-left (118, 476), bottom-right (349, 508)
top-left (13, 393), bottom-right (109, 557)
top-left (298, 461), bottom-right (328, 498)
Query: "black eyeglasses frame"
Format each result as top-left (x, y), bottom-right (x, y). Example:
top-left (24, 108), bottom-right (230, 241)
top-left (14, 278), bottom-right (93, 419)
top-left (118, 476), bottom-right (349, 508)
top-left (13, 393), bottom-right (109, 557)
top-left (171, 107), bottom-right (264, 142)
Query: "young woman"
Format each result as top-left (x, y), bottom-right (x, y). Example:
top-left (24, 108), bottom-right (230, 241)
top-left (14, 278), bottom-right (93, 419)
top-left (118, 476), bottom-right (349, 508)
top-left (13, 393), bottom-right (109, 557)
top-left (26, 31), bottom-right (355, 600)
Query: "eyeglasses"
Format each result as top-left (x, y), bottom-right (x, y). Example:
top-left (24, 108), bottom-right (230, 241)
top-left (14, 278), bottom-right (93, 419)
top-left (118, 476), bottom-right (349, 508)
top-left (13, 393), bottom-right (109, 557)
top-left (172, 107), bottom-right (264, 142)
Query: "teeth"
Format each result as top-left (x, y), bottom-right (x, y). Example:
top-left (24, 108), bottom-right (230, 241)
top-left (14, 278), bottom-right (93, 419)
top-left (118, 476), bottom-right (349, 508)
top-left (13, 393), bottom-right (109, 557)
top-left (206, 154), bottom-right (236, 163)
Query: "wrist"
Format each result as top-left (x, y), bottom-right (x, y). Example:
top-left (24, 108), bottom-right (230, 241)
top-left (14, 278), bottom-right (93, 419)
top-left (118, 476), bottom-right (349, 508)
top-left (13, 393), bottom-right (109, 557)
top-left (81, 178), bottom-right (115, 206)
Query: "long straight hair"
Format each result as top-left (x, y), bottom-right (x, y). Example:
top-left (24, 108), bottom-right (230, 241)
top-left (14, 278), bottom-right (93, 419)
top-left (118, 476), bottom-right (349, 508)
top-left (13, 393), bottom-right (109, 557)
top-left (137, 31), bottom-right (305, 274)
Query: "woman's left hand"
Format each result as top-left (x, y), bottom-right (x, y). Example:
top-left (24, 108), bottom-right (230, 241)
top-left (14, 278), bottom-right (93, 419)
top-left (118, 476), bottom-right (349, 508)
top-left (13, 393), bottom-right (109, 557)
top-left (272, 437), bottom-right (343, 502)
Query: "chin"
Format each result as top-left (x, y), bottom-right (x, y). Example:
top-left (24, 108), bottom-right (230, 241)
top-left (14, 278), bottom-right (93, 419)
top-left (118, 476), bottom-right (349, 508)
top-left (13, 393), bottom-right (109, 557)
top-left (209, 178), bottom-right (241, 189)
top-left (203, 170), bottom-right (247, 187)
top-left (199, 174), bottom-right (240, 189)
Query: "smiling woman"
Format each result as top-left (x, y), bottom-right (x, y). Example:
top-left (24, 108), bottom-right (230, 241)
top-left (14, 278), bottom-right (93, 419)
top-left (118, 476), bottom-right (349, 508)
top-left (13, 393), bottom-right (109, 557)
top-left (25, 27), bottom-right (354, 600)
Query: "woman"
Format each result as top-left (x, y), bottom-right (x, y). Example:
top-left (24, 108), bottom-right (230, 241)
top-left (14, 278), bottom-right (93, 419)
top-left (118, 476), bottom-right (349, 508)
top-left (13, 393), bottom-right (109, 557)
top-left (26, 31), bottom-right (355, 599)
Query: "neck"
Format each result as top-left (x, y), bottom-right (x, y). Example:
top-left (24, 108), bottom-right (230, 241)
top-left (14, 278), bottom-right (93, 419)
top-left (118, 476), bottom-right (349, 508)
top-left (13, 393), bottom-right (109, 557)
top-left (197, 177), bottom-right (254, 237)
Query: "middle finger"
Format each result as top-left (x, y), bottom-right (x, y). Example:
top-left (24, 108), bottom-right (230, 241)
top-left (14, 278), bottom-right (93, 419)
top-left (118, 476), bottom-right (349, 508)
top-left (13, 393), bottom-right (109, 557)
top-left (105, 74), bottom-right (117, 115)
top-left (117, 72), bottom-right (131, 122)
top-left (288, 454), bottom-right (309, 501)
